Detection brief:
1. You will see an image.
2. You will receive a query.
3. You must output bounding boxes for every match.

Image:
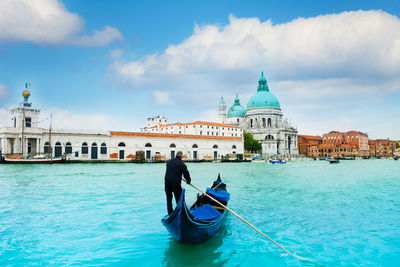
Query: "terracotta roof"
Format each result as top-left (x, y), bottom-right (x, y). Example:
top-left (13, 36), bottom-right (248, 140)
top-left (298, 134), bottom-right (322, 140)
top-left (111, 131), bottom-right (242, 140)
top-left (145, 121), bottom-right (240, 129)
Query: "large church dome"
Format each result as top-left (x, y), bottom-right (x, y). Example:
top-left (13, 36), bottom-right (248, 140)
top-left (247, 73), bottom-right (280, 110)
top-left (227, 94), bottom-right (246, 117)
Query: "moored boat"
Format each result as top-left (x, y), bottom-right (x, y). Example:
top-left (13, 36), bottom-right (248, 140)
top-left (161, 178), bottom-right (229, 243)
top-left (329, 158), bottom-right (340, 164)
top-left (3, 154), bottom-right (65, 164)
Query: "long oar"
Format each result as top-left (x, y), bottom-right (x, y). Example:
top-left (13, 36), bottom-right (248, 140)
top-left (183, 179), bottom-right (310, 261)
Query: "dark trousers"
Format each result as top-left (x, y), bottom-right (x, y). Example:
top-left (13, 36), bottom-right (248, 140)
top-left (165, 181), bottom-right (182, 215)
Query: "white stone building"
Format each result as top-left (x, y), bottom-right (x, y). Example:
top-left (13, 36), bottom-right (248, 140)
top-left (0, 91), bottom-right (243, 161)
top-left (220, 73), bottom-right (298, 157)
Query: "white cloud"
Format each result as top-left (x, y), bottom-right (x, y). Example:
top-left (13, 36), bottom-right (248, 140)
top-left (0, 108), bottom-right (11, 127)
top-left (71, 26), bottom-right (123, 47)
top-left (0, 84), bottom-right (9, 102)
top-left (152, 90), bottom-right (174, 106)
top-left (38, 108), bottom-right (124, 131)
top-left (108, 48), bottom-right (124, 59)
top-left (114, 10), bottom-right (400, 84)
top-left (195, 109), bottom-right (218, 122)
top-left (0, 0), bottom-right (122, 46)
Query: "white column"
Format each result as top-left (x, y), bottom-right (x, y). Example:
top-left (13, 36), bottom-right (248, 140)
top-left (36, 138), bottom-right (40, 154)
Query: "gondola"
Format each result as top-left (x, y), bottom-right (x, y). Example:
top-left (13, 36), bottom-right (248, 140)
top-left (161, 177), bottom-right (229, 244)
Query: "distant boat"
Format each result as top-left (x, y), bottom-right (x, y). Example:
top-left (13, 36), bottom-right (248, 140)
top-left (269, 159), bottom-right (286, 164)
top-left (394, 156), bottom-right (398, 161)
top-left (161, 178), bottom-right (229, 243)
top-left (329, 158), bottom-right (340, 164)
top-left (251, 157), bottom-right (265, 163)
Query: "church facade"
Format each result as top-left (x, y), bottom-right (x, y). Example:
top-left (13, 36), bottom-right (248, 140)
top-left (219, 73), bottom-right (298, 157)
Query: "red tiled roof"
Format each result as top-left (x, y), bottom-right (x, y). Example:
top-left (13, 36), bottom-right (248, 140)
top-left (111, 131), bottom-right (242, 140)
top-left (298, 134), bottom-right (322, 140)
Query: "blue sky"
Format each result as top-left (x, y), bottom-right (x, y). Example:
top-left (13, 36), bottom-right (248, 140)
top-left (0, 0), bottom-right (399, 139)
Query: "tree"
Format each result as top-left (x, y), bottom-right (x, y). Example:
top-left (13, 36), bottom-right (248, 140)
top-left (244, 131), bottom-right (261, 152)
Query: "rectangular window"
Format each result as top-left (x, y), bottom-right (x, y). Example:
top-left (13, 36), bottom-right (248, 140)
top-left (146, 150), bottom-right (151, 159)
top-left (25, 117), bottom-right (31, 127)
top-left (14, 117), bottom-right (16, 128)
top-left (75, 151), bottom-right (79, 157)
top-left (82, 146), bottom-right (88, 154)
top-left (100, 146), bottom-right (107, 154)
top-left (65, 146), bottom-right (73, 154)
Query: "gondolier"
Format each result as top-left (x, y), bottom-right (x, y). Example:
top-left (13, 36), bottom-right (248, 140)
top-left (164, 151), bottom-right (191, 215)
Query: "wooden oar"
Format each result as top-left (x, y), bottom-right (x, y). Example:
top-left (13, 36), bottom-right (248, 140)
top-left (183, 179), bottom-right (310, 261)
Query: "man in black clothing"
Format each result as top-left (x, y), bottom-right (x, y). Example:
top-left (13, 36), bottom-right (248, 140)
top-left (164, 151), bottom-right (191, 215)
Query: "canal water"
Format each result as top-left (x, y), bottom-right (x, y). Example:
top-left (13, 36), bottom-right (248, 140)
top-left (1, 160), bottom-right (399, 266)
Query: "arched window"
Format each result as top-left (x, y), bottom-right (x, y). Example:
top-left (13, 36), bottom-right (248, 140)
top-left (262, 118), bottom-right (266, 128)
top-left (145, 143), bottom-right (152, 147)
top-left (267, 118), bottom-right (272, 127)
top-left (170, 143), bottom-right (176, 148)
top-left (265, 135), bottom-right (274, 140)
top-left (118, 142), bottom-right (126, 147)
top-left (232, 145), bottom-right (237, 149)
top-left (250, 119), bottom-right (253, 128)
top-left (65, 142), bottom-right (72, 154)
top-left (44, 142), bottom-right (50, 153)
top-left (213, 145), bottom-right (218, 149)
top-left (82, 142), bottom-right (88, 154)
top-left (100, 143), bottom-right (107, 154)
top-left (92, 142), bottom-right (97, 147)
top-left (55, 142), bottom-right (62, 157)
top-left (192, 144), bottom-right (198, 148)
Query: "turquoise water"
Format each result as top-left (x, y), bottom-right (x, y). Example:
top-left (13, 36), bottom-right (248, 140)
top-left (1, 160), bottom-right (399, 266)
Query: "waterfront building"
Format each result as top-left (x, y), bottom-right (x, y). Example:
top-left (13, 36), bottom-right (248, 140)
top-left (219, 73), bottom-right (298, 157)
top-left (297, 135), bottom-right (322, 158)
top-left (319, 131), bottom-right (369, 158)
top-left (368, 139), bottom-right (395, 158)
top-left (140, 116), bottom-right (243, 138)
top-left (0, 91), bottom-right (243, 161)
top-left (298, 131), bottom-right (370, 158)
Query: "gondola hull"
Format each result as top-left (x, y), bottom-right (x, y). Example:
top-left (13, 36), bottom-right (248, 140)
top-left (161, 189), bottom-right (227, 244)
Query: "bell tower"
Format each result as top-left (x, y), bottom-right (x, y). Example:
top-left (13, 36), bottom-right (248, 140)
top-left (218, 97), bottom-right (227, 123)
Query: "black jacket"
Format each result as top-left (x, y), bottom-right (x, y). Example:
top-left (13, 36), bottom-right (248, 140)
top-left (164, 157), bottom-right (191, 184)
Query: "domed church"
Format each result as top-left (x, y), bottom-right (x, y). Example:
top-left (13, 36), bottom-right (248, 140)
top-left (219, 73), bottom-right (298, 156)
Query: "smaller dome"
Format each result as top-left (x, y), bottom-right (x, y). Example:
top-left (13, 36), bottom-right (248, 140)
top-left (227, 94), bottom-right (246, 118)
top-left (219, 97), bottom-right (225, 104)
